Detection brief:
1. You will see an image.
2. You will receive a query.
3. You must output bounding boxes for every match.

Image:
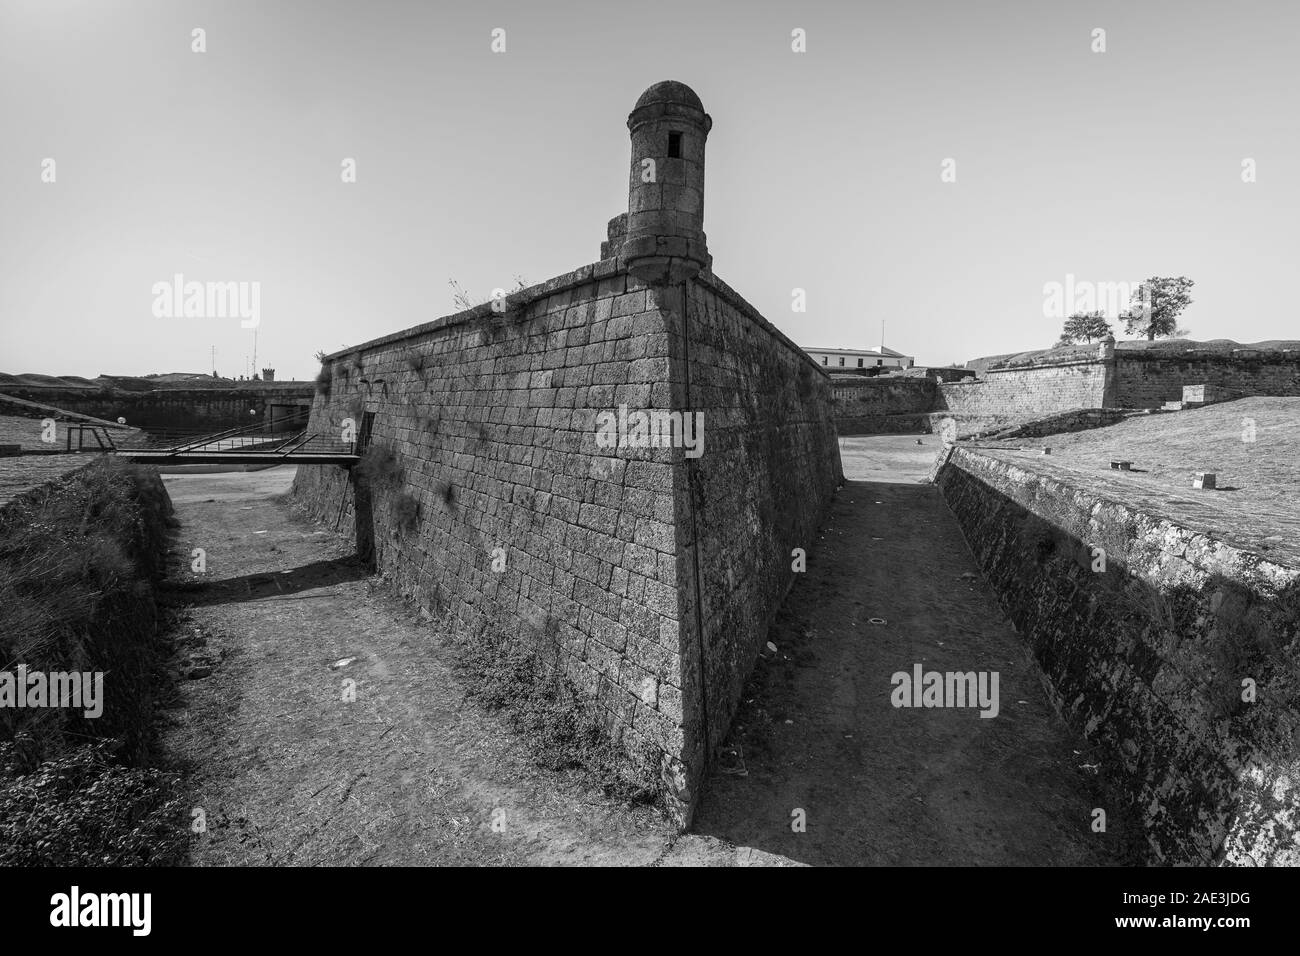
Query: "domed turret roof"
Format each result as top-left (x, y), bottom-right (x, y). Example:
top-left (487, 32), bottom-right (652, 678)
top-left (633, 80), bottom-right (704, 112)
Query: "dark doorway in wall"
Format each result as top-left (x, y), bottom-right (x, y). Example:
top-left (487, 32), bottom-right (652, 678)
top-left (349, 411), bottom-right (379, 568)
top-left (668, 131), bottom-right (682, 158)
top-left (358, 411), bottom-right (376, 451)
top-left (268, 403), bottom-right (305, 433)
top-left (353, 471), bottom-right (375, 570)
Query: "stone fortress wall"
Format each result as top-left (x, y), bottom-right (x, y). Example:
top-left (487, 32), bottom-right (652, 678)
top-left (291, 81), bottom-right (842, 824)
top-left (1115, 348), bottom-right (1300, 408)
top-left (833, 338), bottom-right (1300, 435)
top-left (0, 383), bottom-right (314, 431)
top-left (936, 445), bottom-right (1300, 865)
top-left (671, 273), bottom-right (841, 790)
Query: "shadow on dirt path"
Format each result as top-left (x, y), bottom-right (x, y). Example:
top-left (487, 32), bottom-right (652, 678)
top-left (169, 556), bottom-right (370, 607)
top-left (688, 436), bottom-right (1133, 866)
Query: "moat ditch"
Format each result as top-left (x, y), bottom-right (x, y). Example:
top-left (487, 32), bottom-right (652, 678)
top-left (8, 429), bottom-right (1284, 866)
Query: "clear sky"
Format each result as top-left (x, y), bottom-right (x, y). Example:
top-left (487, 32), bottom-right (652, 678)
top-left (2, 0), bottom-right (1296, 379)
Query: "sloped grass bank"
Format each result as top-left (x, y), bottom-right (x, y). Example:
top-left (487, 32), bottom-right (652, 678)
top-left (0, 457), bottom-right (186, 865)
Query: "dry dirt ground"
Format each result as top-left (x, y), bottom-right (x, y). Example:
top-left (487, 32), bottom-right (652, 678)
top-left (158, 466), bottom-right (772, 866)
top-left (688, 435), bottom-right (1132, 865)
top-left (158, 442), bottom-right (1127, 867)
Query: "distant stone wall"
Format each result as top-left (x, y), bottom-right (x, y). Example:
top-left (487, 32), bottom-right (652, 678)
top-left (936, 357), bottom-right (1112, 420)
top-left (816, 343), bottom-right (1300, 436)
top-left (1116, 349), bottom-right (1300, 408)
top-left (670, 273), bottom-right (842, 792)
top-left (965, 408), bottom-right (1137, 441)
top-left (936, 448), bottom-right (1300, 864)
top-left (0, 385), bottom-right (313, 431)
top-left (834, 346), bottom-right (1117, 434)
top-left (830, 377), bottom-right (935, 434)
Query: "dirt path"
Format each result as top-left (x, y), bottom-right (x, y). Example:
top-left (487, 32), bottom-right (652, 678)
top-left (688, 436), bottom-right (1131, 865)
top-left (157, 444), bottom-right (1127, 867)
top-left (158, 466), bottom-right (689, 866)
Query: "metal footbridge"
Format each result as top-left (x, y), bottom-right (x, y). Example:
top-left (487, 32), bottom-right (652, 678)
top-left (108, 409), bottom-right (359, 466)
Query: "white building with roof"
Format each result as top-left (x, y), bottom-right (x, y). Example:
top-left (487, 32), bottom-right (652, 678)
top-left (803, 345), bottom-right (915, 372)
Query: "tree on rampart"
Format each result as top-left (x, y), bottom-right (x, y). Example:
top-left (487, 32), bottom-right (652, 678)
top-left (1056, 311), bottom-right (1112, 345)
top-left (1121, 276), bottom-right (1194, 340)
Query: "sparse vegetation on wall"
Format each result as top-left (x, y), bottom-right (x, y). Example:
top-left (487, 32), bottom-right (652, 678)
top-left (354, 444), bottom-right (403, 490)
top-left (402, 349), bottom-right (428, 378)
top-left (391, 491), bottom-right (420, 533)
top-left (292, 264), bottom-right (845, 827)
top-left (314, 350), bottom-right (332, 397)
top-left (433, 478), bottom-right (455, 508)
top-left (414, 408), bottom-right (440, 436)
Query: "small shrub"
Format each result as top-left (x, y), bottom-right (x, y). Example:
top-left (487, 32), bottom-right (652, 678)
top-left (0, 740), bottom-right (187, 866)
top-left (402, 350), bottom-right (427, 377)
top-left (474, 312), bottom-right (498, 346)
top-left (449, 279), bottom-right (475, 312)
top-left (434, 479), bottom-right (455, 508)
top-left (391, 492), bottom-right (419, 533)
top-left (426, 582), bottom-right (448, 614)
top-left (355, 445), bottom-right (402, 489)
top-left (450, 626), bottom-right (660, 808)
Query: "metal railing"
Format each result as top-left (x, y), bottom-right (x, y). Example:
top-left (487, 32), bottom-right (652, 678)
top-left (114, 409), bottom-right (358, 459)
top-left (64, 423), bottom-right (120, 452)
top-left (115, 408), bottom-right (309, 449)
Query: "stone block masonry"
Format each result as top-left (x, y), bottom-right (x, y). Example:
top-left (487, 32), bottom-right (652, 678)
top-left (830, 377), bottom-right (935, 435)
top-left (293, 80), bottom-right (842, 825)
top-left (0, 383), bottom-right (314, 432)
top-left (936, 352), bottom-right (1112, 421)
top-left (935, 447), bottom-right (1300, 864)
top-left (668, 273), bottom-right (843, 794)
top-left (293, 260), bottom-right (841, 823)
top-left (293, 262), bottom-right (691, 798)
top-left (824, 337), bottom-right (1300, 439)
top-left (1117, 348), bottom-right (1300, 409)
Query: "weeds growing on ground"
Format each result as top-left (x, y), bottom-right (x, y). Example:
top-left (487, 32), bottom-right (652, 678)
top-left (0, 458), bottom-right (171, 758)
top-left (0, 740), bottom-right (187, 866)
top-left (448, 620), bottom-right (662, 809)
